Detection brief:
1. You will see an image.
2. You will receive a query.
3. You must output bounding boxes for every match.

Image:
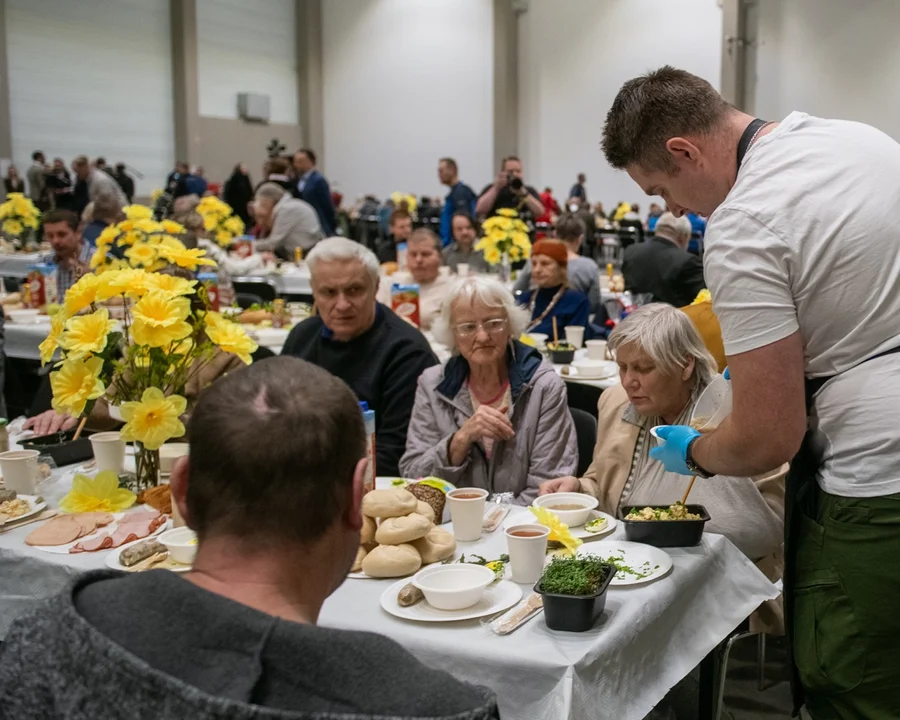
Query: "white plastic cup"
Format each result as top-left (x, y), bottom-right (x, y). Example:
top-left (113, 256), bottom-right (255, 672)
top-left (159, 443), bottom-right (190, 476)
top-left (585, 339), bottom-right (608, 360)
top-left (0, 449), bottom-right (40, 494)
top-left (89, 432), bottom-right (125, 474)
top-left (456, 263), bottom-right (470, 277)
top-left (505, 523), bottom-right (550, 584)
top-left (447, 488), bottom-right (488, 542)
top-left (565, 325), bottom-right (585, 348)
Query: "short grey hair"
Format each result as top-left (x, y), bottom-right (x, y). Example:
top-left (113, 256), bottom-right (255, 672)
top-left (255, 182), bottom-right (286, 205)
top-left (608, 303), bottom-right (717, 389)
top-left (307, 236), bottom-right (380, 288)
top-left (432, 275), bottom-right (531, 352)
top-left (407, 227), bottom-right (442, 254)
top-left (653, 212), bottom-right (691, 242)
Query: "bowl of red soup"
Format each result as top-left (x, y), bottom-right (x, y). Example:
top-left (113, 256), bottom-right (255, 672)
top-left (532, 492), bottom-right (599, 528)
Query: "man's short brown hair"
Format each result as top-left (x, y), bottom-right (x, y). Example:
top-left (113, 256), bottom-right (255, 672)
top-left (408, 227), bottom-right (442, 254)
top-left (186, 357), bottom-right (366, 546)
top-left (389, 209), bottom-right (411, 227)
top-left (602, 66), bottom-right (730, 172)
top-left (42, 209), bottom-right (79, 231)
top-left (439, 157), bottom-right (458, 173)
top-left (554, 213), bottom-right (586, 243)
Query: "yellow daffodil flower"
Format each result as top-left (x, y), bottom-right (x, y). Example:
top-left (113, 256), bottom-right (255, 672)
top-left (156, 238), bottom-right (216, 270)
top-left (39, 313), bottom-right (66, 365)
top-left (60, 471), bottom-right (136, 513)
top-left (63, 273), bottom-right (102, 316)
top-left (130, 291), bottom-right (192, 348)
top-left (119, 387), bottom-right (187, 450)
top-left (529, 505), bottom-right (583, 555)
top-left (123, 205), bottom-right (153, 221)
top-left (59, 308), bottom-right (117, 359)
top-left (124, 242), bottom-right (158, 268)
top-left (205, 318), bottom-right (257, 364)
top-left (142, 272), bottom-right (197, 296)
top-left (50, 356), bottom-right (105, 417)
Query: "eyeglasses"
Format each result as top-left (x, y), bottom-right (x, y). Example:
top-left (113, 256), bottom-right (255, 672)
top-left (454, 318), bottom-right (508, 337)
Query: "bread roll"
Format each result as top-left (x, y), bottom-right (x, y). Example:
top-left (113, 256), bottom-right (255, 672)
top-left (361, 488), bottom-right (417, 519)
top-left (407, 483), bottom-right (446, 522)
top-left (352, 546), bottom-right (367, 573)
top-left (360, 515), bottom-right (376, 545)
top-left (361, 543), bottom-right (422, 578)
top-left (415, 500), bottom-right (436, 524)
top-left (375, 513), bottom-right (433, 545)
top-left (412, 526), bottom-right (457, 564)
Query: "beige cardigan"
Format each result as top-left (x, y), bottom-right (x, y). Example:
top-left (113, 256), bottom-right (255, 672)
top-left (580, 384), bottom-right (786, 635)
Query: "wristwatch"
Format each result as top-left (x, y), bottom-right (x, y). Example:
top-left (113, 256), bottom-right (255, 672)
top-left (685, 436), bottom-right (714, 479)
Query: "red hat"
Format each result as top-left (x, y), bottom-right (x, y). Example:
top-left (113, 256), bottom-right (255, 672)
top-left (531, 239), bottom-right (568, 267)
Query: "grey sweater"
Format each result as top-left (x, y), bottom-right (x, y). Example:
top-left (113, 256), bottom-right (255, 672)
top-left (0, 570), bottom-right (499, 720)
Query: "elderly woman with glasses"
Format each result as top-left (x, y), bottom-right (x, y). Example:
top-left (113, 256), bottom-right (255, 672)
top-left (540, 303), bottom-right (785, 630)
top-left (401, 276), bottom-right (577, 505)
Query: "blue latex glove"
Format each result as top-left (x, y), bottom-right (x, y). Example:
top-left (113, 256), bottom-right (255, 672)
top-left (649, 425), bottom-right (701, 476)
top-left (723, 366), bottom-right (731, 380)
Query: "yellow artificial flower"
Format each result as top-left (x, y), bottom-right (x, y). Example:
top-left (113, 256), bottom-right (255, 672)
top-left (50, 356), bottom-right (105, 417)
top-left (484, 248), bottom-right (502, 266)
top-left (59, 308), bottom-right (117, 359)
top-left (202, 214), bottom-right (219, 232)
top-left (123, 205), bottom-right (153, 221)
top-left (134, 218), bottom-right (162, 235)
top-left (142, 272), bottom-right (197, 296)
top-left (496, 208), bottom-right (518, 218)
top-left (131, 291), bottom-right (192, 347)
top-left (161, 219), bottom-right (185, 235)
top-left (508, 246), bottom-right (522, 262)
top-left (691, 289), bottom-right (712, 306)
top-left (205, 317), bottom-right (257, 364)
top-left (215, 230), bottom-right (232, 247)
top-left (156, 238), bottom-right (216, 270)
top-left (63, 273), bottom-right (102, 316)
top-left (2, 219), bottom-right (23, 236)
top-left (96, 268), bottom-right (150, 300)
top-left (151, 188), bottom-right (163, 203)
top-left (223, 215), bottom-right (244, 235)
top-left (60, 471), bottom-right (136, 514)
top-left (118, 230), bottom-right (143, 247)
top-left (39, 313), bottom-right (66, 365)
top-left (474, 237), bottom-right (492, 253)
top-left (119, 387), bottom-right (187, 450)
top-left (97, 225), bottom-right (120, 247)
top-left (125, 242), bottom-right (158, 268)
top-left (90, 246), bottom-right (109, 270)
top-left (529, 506), bottom-right (583, 555)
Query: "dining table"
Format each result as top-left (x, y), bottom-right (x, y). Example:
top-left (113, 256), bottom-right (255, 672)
top-left (0, 453), bottom-right (779, 720)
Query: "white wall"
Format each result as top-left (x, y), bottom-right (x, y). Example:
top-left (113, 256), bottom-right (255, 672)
top-left (321, 0), bottom-right (494, 202)
top-left (518, 0), bottom-right (722, 211)
top-left (748, 0), bottom-right (900, 142)
top-left (196, 0), bottom-right (298, 124)
top-left (5, 0), bottom-right (174, 198)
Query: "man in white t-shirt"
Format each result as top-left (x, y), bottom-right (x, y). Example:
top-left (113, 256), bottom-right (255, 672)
top-left (602, 66), bottom-right (900, 719)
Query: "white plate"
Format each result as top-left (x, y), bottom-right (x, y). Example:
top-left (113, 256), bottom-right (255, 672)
top-left (105, 532), bottom-right (189, 573)
top-left (505, 508), bottom-right (616, 539)
top-left (568, 360), bottom-right (618, 380)
top-left (576, 540), bottom-right (673, 587)
top-left (37, 509), bottom-right (168, 554)
top-left (381, 578), bottom-right (522, 622)
top-left (0, 494), bottom-right (47, 524)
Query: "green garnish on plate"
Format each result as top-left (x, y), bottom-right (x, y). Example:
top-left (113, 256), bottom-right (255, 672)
top-left (584, 516), bottom-right (608, 534)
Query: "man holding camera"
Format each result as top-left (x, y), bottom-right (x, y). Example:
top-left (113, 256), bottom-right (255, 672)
top-left (476, 156), bottom-right (544, 221)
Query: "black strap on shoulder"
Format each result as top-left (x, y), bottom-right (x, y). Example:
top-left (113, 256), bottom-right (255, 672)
top-left (736, 118), bottom-right (768, 169)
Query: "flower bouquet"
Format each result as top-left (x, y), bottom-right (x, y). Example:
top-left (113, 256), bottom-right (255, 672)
top-left (0, 193), bottom-right (41, 250)
top-left (196, 196), bottom-right (245, 247)
top-left (477, 208), bottom-right (532, 281)
top-left (43, 204), bottom-right (258, 490)
top-left (390, 192), bottom-right (418, 219)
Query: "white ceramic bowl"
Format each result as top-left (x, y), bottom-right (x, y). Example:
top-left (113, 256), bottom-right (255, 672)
top-left (7, 308), bottom-right (39, 324)
top-left (571, 359), bottom-right (609, 378)
top-left (159, 526), bottom-right (197, 566)
top-left (412, 563), bottom-right (495, 610)
top-left (532, 492), bottom-right (600, 528)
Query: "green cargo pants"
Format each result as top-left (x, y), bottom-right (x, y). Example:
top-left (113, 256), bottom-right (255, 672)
top-left (792, 489), bottom-right (900, 719)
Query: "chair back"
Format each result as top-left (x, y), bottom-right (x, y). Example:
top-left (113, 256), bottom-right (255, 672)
top-left (568, 407), bottom-right (598, 477)
top-left (232, 277), bottom-right (279, 303)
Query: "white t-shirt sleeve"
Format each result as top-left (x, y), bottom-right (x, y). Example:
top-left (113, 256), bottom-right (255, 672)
top-left (704, 208), bottom-right (799, 356)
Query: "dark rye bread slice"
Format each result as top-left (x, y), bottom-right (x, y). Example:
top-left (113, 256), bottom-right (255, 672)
top-left (406, 483), bottom-right (446, 523)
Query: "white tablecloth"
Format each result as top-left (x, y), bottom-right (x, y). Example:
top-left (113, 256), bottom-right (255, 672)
top-left (0, 252), bottom-right (41, 279)
top-left (5, 319), bottom-right (52, 360)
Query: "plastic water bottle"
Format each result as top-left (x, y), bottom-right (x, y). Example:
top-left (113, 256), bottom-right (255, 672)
top-left (359, 402), bottom-right (376, 493)
top-left (397, 242), bottom-right (408, 271)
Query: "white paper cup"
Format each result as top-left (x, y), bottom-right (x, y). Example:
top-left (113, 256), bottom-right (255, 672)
top-left (565, 325), bottom-right (585, 348)
top-left (159, 443), bottom-right (189, 475)
top-left (456, 263), bottom-right (469, 277)
top-left (505, 523), bottom-right (550, 584)
top-left (447, 488), bottom-right (488, 542)
top-left (0, 449), bottom-right (40, 494)
top-left (89, 432), bottom-right (125, 474)
top-left (585, 339), bottom-right (608, 360)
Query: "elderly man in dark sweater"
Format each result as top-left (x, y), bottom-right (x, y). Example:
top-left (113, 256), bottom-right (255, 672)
top-left (0, 358), bottom-right (497, 719)
top-left (282, 237), bottom-right (438, 476)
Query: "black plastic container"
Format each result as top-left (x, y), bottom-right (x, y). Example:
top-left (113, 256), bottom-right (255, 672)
top-left (21, 429), bottom-right (94, 467)
top-left (619, 505), bottom-right (710, 548)
top-left (548, 347), bottom-right (576, 364)
top-left (535, 564), bottom-right (615, 632)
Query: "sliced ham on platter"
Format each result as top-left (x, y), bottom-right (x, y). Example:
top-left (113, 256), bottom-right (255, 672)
top-left (69, 510), bottom-right (165, 554)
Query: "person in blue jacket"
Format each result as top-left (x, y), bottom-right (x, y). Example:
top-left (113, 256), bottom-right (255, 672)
top-left (292, 149), bottom-right (336, 237)
top-left (437, 157), bottom-right (476, 247)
